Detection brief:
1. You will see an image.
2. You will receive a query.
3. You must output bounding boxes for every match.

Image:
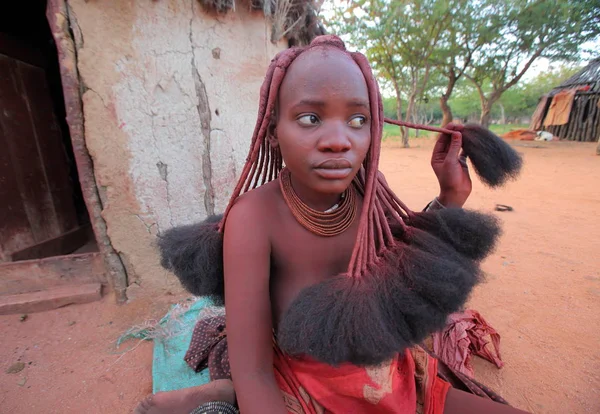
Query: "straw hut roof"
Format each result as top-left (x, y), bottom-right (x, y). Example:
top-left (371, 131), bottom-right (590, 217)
top-left (200, 0), bottom-right (326, 45)
top-left (549, 58), bottom-right (600, 96)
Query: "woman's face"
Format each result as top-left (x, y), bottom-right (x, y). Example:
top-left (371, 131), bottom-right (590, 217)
top-left (274, 47), bottom-right (371, 200)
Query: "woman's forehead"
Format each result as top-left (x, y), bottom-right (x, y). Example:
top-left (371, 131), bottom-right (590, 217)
top-left (278, 47), bottom-right (369, 107)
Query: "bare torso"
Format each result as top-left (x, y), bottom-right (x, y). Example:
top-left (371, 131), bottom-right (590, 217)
top-left (234, 180), bottom-right (362, 327)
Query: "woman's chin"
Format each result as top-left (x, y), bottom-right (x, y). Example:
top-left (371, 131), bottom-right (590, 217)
top-left (312, 171), bottom-right (358, 193)
top-left (313, 180), bottom-right (354, 195)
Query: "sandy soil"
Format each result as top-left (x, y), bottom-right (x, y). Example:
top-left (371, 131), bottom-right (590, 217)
top-left (381, 138), bottom-right (600, 414)
top-left (1, 138), bottom-right (599, 414)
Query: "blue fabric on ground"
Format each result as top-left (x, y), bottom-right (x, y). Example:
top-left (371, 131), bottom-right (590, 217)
top-left (152, 297), bottom-right (214, 393)
top-left (118, 297), bottom-right (214, 393)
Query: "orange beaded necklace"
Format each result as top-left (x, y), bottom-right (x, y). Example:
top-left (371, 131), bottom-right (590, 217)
top-left (279, 167), bottom-right (357, 237)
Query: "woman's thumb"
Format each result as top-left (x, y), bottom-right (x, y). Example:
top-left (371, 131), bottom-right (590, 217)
top-left (447, 131), bottom-right (463, 160)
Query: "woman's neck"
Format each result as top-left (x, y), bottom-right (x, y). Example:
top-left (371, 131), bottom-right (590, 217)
top-left (289, 174), bottom-right (344, 212)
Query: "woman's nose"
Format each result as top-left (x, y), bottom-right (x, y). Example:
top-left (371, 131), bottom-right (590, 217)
top-left (317, 122), bottom-right (351, 153)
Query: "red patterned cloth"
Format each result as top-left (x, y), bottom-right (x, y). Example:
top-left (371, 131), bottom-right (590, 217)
top-left (184, 314), bottom-right (230, 380)
top-left (185, 315), bottom-right (450, 413)
top-left (273, 345), bottom-right (449, 414)
top-left (432, 310), bottom-right (503, 377)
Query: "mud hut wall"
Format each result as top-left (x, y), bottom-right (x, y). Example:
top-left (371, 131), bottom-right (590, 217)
top-left (67, 0), bottom-right (285, 295)
top-left (545, 93), bottom-right (600, 142)
top-left (542, 59), bottom-right (600, 143)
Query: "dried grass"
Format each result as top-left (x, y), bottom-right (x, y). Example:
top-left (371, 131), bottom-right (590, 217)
top-left (117, 299), bottom-right (224, 346)
top-left (200, 0), bottom-right (325, 45)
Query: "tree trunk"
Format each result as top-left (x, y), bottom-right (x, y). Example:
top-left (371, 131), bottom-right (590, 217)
top-left (440, 72), bottom-right (457, 127)
top-left (467, 76), bottom-right (495, 129)
top-left (413, 111), bottom-right (420, 137)
top-left (475, 89), bottom-right (503, 128)
top-left (404, 92), bottom-right (417, 148)
top-left (499, 102), bottom-right (506, 124)
top-left (397, 103), bottom-right (408, 145)
top-left (596, 137), bottom-right (600, 155)
top-left (480, 103), bottom-right (492, 128)
top-left (479, 92), bottom-right (502, 128)
top-left (440, 95), bottom-right (453, 127)
top-left (394, 86), bottom-right (407, 145)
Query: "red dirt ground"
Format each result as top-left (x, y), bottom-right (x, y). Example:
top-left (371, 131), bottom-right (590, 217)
top-left (1, 138), bottom-right (599, 414)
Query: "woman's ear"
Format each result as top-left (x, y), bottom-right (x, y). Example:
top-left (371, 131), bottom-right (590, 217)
top-left (268, 116), bottom-right (278, 148)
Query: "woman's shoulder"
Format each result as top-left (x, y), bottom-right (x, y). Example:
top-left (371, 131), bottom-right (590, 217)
top-left (225, 181), bottom-right (282, 232)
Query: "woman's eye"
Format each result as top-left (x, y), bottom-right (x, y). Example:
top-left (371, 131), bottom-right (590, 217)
top-left (297, 114), bottom-right (320, 126)
top-left (348, 116), bottom-right (367, 128)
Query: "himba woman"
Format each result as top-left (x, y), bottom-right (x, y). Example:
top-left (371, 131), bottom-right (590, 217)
top-left (136, 35), bottom-right (528, 414)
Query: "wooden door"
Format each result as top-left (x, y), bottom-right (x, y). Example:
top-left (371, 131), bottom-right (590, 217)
top-left (0, 35), bottom-right (84, 262)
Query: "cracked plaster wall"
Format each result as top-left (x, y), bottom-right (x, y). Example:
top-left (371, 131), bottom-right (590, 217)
top-left (68, 0), bottom-right (284, 296)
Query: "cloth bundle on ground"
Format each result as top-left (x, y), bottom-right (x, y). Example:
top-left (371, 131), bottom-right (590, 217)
top-left (432, 309), bottom-right (504, 377)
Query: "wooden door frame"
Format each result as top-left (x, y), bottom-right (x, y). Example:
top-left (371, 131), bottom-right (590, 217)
top-left (46, 0), bottom-right (128, 303)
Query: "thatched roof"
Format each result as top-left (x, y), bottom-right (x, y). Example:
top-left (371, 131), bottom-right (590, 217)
top-left (199, 0), bottom-right (326, 46)
top-left (550, 58), bottom-right (600, 96)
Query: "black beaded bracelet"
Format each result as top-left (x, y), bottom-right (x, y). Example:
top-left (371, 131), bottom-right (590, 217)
top-left (189, 401), bottom-right (239, 414)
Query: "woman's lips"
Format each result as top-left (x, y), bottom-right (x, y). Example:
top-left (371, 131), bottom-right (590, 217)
top-left (316, 158), bottom-right (352, 169)
top-left (314, 158), bottom-right (353, 179)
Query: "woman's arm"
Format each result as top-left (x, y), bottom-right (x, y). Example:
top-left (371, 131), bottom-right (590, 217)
top-left (223, 199), bottom-right (288, 414)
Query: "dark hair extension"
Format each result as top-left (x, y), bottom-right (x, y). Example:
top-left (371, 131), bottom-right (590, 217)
top-left (404, 209), bottom-right (502, 261)
top-left (383, 120), bottom-right (523, 188)
top-left (461, 124), bottom-right (523, 187)
top-left (157, 215), bottom-right (225, 305)
top-left (277, 228), bottom-right (482, 366)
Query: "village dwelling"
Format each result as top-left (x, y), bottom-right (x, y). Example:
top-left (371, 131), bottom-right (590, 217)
top-left (529, 58), bottom-right (600, 154)
top-left (0, 0), bottom-right (323, 313)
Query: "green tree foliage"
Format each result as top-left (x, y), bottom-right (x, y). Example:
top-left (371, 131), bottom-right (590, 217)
top-left (333, 0), bottom-right (453, 147)
top-left (325, 0), bottom-right (599, 130)
top-left (465, 0), bottom-right (600, 127)
top-left (435, 0), bottom-right (499, 126)
top-left (447, 81), bottom-right (483, 121)
top-left (498, 65), bottom-right (582, 120)
top-left (382, 97), bottom-right (398, 120)
top-left (449, 64), bottom-right (582, 122)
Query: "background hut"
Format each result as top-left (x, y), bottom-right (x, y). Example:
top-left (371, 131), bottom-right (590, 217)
top-left (530, 58), bottom-right (600, 151)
